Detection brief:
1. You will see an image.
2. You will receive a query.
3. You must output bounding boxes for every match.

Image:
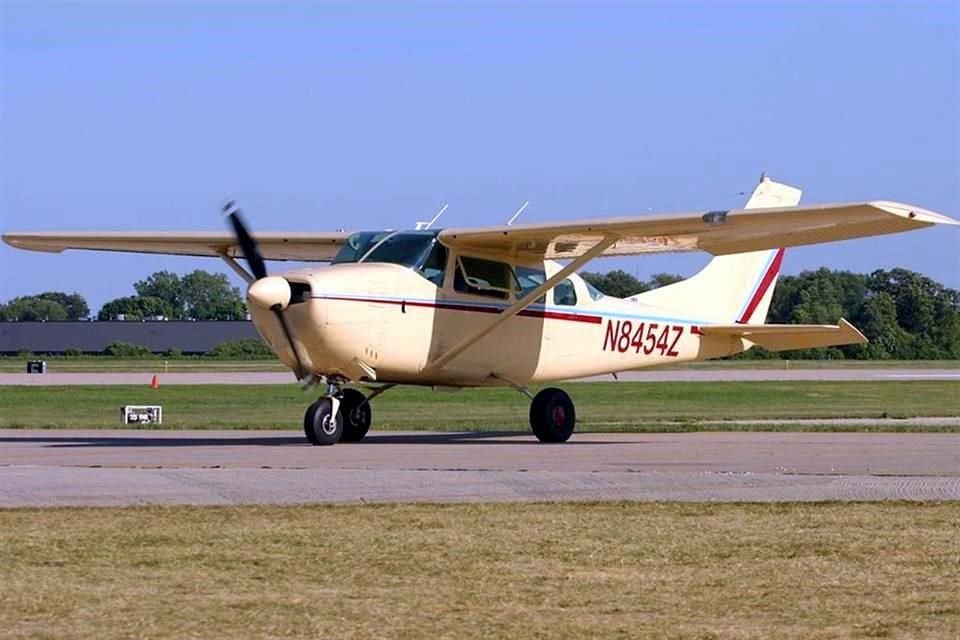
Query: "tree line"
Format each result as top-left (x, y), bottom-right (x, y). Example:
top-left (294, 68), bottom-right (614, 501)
top-left (2, 267), bottom-right (958, 359)
top-left (0, 270), bottom-right (247, 322)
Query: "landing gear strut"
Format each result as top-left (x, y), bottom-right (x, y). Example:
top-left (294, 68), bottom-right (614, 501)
top-left (529, 387), bottom-right (576, 443)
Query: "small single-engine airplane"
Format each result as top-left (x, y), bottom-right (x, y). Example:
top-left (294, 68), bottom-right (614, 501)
top-left (4, 176), bottom-right (957, 445)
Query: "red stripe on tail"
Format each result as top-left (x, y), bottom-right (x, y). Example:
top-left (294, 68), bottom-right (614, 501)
top-left (736, 248), bottom-right (785, 324)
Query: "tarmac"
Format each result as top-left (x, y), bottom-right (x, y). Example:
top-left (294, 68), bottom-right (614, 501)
top-left (1, 368), bottom-right (959, 385)
top-left (2, 430), bottom-right (958, 507)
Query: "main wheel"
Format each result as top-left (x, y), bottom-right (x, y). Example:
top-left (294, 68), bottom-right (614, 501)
top-left (529, 387), bottom-right (576, 443)
top-left (303, 397), bottom-right (343, 446)
top-left (339, 388), bottom-right (372, 442)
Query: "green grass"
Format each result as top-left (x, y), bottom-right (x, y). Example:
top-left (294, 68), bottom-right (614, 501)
top-left (1, 502), bottom-right (957, 639)
top-left (0, 380), bottom-right (957, 431)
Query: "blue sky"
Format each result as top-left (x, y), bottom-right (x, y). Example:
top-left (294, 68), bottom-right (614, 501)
top-left (1, 1), bottom-right (957, 313)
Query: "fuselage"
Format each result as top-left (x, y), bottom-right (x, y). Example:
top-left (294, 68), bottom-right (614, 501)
top-left (249, 230), bottom-right (741, 387)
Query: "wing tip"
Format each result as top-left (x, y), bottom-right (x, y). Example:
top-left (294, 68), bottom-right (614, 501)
top-left (838, 318), bottom-right (868, 345)
top-left (2, 233), bottom-right (63, 253)
top-left (870, 201), bottom-right (959, 226)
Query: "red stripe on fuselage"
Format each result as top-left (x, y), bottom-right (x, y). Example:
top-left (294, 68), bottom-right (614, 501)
top-left (318, 296), bottom-right (602, 324)
top-left (736, 248), bottom-right (785, 324)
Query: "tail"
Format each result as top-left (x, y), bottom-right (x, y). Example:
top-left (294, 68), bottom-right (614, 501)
top-left (630, 175), bottom-right (800, 324)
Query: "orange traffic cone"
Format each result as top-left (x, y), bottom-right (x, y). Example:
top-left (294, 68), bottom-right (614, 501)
top-left (150, 375), bottom-right (159, 390)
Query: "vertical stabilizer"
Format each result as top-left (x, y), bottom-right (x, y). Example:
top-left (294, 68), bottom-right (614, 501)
top-left (629, 175), bottom-right (800, 324)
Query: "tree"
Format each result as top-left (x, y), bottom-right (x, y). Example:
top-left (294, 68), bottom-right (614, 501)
top-left (648, 273), bottom-right (683, 288)
top-left (35, 292), bottom-right (89, 320)
top-left (181, 270), bottom-right (246, 320)
top-left (856, 292), bottom-right (911, 359)
top-left (99, 269), bottom-right (247, 321)
top-left (864, 269), bottom-right (960, 358)
top-left (581, 270), bottom-right (648, 298)
top-left (134, 271), bottom-right (184, 319)
top-left (0, 291), bottom-right (89, 321)
top-left (98, 295), bottom-right (173, 321)
top-left (1, 296), bottom-right (68, 321)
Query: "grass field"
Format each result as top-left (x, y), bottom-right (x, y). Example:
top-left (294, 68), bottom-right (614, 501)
top-left (0, 380), bottom-right (957, 431)
top-left (1, 502), bottom-right (957, 639)
top-left (2, 357), bottom-right (958, 373)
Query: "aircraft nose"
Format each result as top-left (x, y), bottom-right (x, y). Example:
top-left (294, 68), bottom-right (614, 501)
top-left (247, 276), bottom-right (292, 311)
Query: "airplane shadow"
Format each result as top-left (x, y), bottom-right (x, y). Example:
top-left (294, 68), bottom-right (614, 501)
top-left (0, 430), bottom-right (619, 448)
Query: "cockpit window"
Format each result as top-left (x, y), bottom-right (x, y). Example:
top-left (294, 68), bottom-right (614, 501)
top-left (332, 231), bottom-right (391, 264)
top-left (418, 240), bottom-right (447, 286)
top-left (361, 231), bottom-right (437, 267)
top-left (333, 230), bottom-right (438, 268)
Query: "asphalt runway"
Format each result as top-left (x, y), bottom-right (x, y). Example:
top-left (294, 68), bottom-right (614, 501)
top-left (1, 368), bottom-right (959, 385)
top-left (2, 429), bottom-right (958, 507)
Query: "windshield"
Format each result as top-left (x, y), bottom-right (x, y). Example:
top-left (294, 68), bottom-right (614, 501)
top-left (332, 231), bottom-right (391, 264)
top-left (333, 230), bottom-right (440, 268)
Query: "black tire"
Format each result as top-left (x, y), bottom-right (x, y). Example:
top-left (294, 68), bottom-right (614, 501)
top-left (529, 387), bottom-right (576, 443)
top-left (303, 397), bottom-right (343, 446)
top-left (339, 388), bottom-right (372, 442)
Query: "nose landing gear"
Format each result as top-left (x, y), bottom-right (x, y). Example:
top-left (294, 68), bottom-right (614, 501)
top-left (303, 382), bottom-right (390, 446)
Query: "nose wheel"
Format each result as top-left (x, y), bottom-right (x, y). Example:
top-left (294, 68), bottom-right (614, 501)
top-left (529, 387), bottom-right (576, 443)
top-left (303, 396), bottom-right (343, 446)
top-left (303, 386), bottom-right (376, 446)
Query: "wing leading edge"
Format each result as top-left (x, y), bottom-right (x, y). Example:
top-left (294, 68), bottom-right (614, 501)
top-left (438, 201), bottom-right (957, 260)
top-left (1, 231), bottom-right (349, 262)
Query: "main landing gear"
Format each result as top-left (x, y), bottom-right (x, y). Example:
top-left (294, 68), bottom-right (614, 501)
top-left (529, 387), bottom-right (576, 443)
top-left (303, 383), bottom-right (383, 446)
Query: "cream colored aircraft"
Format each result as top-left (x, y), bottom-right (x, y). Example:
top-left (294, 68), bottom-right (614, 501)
top-left (4, 176), bottom-right (957, 445)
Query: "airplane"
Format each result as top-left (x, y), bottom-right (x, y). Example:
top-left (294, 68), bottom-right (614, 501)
top-left (4, 176), bottom-right (957, 445)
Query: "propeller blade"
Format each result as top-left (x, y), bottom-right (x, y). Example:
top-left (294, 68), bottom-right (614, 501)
top-left (223, 201), bottom-right (268, 280)
top-left (273, 308), bottom-right (307, 380)
top-left (223, 201), bottom-right (307, 380)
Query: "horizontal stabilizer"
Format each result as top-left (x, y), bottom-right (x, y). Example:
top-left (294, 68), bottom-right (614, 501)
top-left (699, 318), bottom-right (867, 351)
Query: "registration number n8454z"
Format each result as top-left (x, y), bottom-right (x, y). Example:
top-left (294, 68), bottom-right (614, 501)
top-left (602, 319), bottom-right (683, 356)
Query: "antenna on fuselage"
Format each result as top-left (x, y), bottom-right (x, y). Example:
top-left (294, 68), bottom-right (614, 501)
top-left (506, 201), bottom-right (529, 226)
top-left (416, 203), bottom-right (449, 230)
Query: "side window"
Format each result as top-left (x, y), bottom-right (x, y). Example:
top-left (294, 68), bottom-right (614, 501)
top-left (418, 241), bottom-right (448, 286)
top-left (454, 256), bottom-right (517, 300)
top-left (515, 265), bottom-right (547, 304)
top-left (554, 279), bottom-right (578, 306)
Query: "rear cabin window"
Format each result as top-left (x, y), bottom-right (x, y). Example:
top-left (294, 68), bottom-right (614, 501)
top-left (455, 256), bottom-right (518, 300)
top-left (554, 279), bottom-right (578, 306)
top-left (515, 265), bottom-right (547, 304)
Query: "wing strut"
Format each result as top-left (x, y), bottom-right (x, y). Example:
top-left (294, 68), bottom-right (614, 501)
top-left (218, 251), bottom-right (255, 284)
top-left (423, 234), bottom-right (618, 372)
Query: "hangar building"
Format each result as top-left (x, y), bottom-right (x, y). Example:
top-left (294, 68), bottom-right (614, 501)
top-left (0, 321), bottom-right (261, 355)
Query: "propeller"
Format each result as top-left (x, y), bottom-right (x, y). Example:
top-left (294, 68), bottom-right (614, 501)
top-left (223, 201), bottom-right (307, 380)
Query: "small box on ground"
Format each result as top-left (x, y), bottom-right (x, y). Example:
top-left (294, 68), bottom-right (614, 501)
top-left (26, 360), bottom-right (47, 374)
top-left (122, 405), bottom-right (163, 425)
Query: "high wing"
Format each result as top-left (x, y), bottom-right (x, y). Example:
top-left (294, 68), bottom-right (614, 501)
top-left (438, 201), bottom-right (957, 260)
top-left (1, 231), bottom-right (349, 262)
